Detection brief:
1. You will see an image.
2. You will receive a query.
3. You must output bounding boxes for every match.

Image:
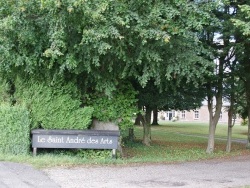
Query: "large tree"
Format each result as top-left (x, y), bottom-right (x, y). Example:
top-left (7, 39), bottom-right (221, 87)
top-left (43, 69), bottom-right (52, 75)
top-left (231, 2), bottom-right (250, 148)
top-left (0, 0), bottom-right (215, 145)
top-left (203, 0), bottom-right (250, 152)
top-left (0, 0), bottom-right (215, 87)
top-left (198, 0), bottom-right (240, 153)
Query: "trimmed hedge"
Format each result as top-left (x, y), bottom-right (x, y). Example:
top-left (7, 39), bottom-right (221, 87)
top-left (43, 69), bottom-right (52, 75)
top-left (0, 78), bottom-right (12, 104)
top-left (14, 78), bottom-right (93, 130)
top-left (0, 105), bottom-right (31, 154)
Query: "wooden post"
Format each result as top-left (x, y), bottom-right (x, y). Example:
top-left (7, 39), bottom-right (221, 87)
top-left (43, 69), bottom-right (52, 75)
top-left (112, 149), bottom-right (117, 159)
top-left (33, 148), bottom-right (37, 156)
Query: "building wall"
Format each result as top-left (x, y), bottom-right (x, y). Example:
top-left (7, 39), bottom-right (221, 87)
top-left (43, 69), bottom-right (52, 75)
top-left (159, 105), bottom-right (241, 124)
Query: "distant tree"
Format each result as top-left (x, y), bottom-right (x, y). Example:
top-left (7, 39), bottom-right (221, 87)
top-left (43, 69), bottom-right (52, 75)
top-left (133, 79), bottom-right (206, 145)
top-left (152, 108), bottom-right (159, 125)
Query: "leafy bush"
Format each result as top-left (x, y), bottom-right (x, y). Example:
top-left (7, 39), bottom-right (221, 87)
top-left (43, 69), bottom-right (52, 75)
top-left (87, 83), bottom-right (138, 130)
top-left (14, 78), bottom-right (93, 130)
top-left (76, 149), bottom-right (112, 159)
top-left (0, 78), bottom-right (8, 102)
top-left (241, 118), bottom-right (248, 126)
top-left (0, 104), bottom-right (31, 154)
top-left (0, 77), bottom-right (14, 104)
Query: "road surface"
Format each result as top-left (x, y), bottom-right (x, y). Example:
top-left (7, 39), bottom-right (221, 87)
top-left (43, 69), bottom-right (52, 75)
top-left (1, 155), bottom-right (250, 188)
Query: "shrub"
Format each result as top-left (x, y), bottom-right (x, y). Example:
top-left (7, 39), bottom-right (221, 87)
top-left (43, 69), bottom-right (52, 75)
top-left (0, 104), bottom-right (31, 154)
top-left (241, 118), bottom-right (248, 126)
top-left (87, 83), bottom-right (138, 130)
top-left (14, 78), bottom-right (93, 130)
top-left (0, 77), bottom-right (14, 104)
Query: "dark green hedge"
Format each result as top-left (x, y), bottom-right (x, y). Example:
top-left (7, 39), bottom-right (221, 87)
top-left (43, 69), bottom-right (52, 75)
top-left (0, 105), bottom-right (31, 154)
top-left (14, 78), bottom-right (93, 130)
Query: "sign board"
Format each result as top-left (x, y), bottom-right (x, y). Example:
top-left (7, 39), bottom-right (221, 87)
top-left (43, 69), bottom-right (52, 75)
top-left (31, 129), bottom-right (120, 156)
top-left (32, 134), bottom-right (118, 149)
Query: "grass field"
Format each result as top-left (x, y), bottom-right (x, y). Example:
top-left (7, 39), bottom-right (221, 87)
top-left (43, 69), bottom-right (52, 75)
top-left (0, 121), bottom-right (249, 168)
top-left (122, 121), bottom-right (249, 163)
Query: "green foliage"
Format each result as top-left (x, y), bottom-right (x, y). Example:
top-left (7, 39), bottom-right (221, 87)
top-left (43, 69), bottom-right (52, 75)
top-left (0, 104), bottom-right (31, 155)
top-left (14, 78), bottom-right (93, 130)
top-left (0, 0), bottom-right (215, 94)
top-left (232, 5), bottom-right (250, 36)
top-left (76, 149), bottom-right (112, 159)
top-left (241, 119), bottom-right (248, 126)
top-left (0, 77), bottom-right (10, 103)
top-left (87, 83), bottom-right (138, 130)
top-left (0, 77), bottom-right (17, 105)
top-left (135, 79), bottom-right (205, 111)
top-left (0, 0), bottom-right (222, 149)
top-left (38, 149), bottom-right (112, 160)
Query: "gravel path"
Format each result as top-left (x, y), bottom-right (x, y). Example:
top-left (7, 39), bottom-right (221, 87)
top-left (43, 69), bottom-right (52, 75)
top-left (44, 155), bottom-right (250, 188)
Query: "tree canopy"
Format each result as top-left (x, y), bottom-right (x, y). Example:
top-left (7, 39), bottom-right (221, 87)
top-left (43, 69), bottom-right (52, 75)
top-left (0, 0), bottom-right (227, 148)
top-left (0, 0), bottom-right (215, 94)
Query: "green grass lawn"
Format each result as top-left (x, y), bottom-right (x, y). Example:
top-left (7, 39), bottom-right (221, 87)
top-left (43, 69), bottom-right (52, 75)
top-left (155, 121), bottom-right (248, 139)
top-left (0, 121), bottom-right (249, 168)
top-left (122, 121), bottom-right (249, 163)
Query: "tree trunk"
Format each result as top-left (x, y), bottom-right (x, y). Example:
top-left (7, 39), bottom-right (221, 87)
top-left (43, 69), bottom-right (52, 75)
top-left (206, 104), bottom-right (222, 153)
top-left (206, 59), bottom-right (223, 154)
top-left (142, 106), bottom-right (152, 146)
top-left (247, 113), bottom-right (250, 149)
top-left (128, 128), bottom-right (135, 142)
top-left (151, 108), bottom-right (159, 125)
top-left (134, 113), bottom-right (142, 126)
top-left (226, 69), bottom-right (235, 152)
top-left (226, 106), bottom-right (233, 152)
top-left (206, 95), bottom-right (219, 154)
top-left (207, 120), bottom-right (216, 154)
top-left (244, 67), bottom-right (250, 148)
top-left (246, 74), bottom-right (250, 149)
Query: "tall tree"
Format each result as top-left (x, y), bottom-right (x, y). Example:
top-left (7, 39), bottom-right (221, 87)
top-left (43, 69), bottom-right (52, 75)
top-left (0, 0), bottom-right (215, 146)
top-left (225, 60), bottom-right (238, 152)
top-left (199, 1), bottom-right (238, 153)
top-left (232, 2), bottom-right (250, 148)
top-left (0, 1), bottom-right (212, 91)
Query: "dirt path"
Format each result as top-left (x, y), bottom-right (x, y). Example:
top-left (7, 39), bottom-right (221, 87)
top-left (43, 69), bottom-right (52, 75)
top-left (44, 155), bottom-right (250, 188)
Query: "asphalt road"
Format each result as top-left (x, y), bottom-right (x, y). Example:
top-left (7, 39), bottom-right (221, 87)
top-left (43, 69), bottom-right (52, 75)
top-left (0, 162), bottom-right (59, 188)
top-left (1, 155), bottom-right (250, 188)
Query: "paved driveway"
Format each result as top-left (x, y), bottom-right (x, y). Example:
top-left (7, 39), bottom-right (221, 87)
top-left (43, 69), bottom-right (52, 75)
top-left (1, 155), bottom-right (250, 188)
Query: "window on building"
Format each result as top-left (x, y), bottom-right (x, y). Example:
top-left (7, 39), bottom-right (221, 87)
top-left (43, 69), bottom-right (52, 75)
top-left (194, 110), bottom-right (199, 119)
top-left (181, 111), bottom-right (186, 119)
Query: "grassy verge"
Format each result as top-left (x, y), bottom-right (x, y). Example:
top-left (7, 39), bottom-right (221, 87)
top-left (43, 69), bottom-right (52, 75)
top-left (0, 121), bottom-right (249, 168)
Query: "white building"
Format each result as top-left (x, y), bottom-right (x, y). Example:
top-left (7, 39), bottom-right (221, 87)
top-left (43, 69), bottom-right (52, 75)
top-left (158, 100), bottom-right (242, 124)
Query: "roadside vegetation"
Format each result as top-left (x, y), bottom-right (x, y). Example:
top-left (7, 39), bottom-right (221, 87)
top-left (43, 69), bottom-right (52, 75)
top-left (0, 122), bottom-right (249, 169)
